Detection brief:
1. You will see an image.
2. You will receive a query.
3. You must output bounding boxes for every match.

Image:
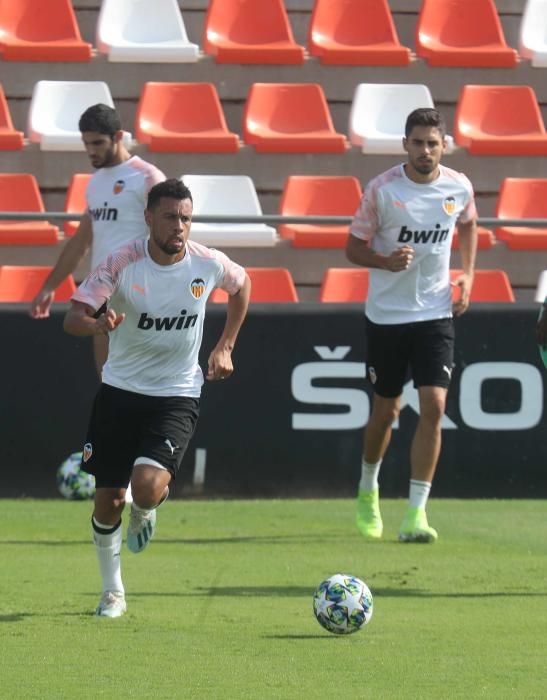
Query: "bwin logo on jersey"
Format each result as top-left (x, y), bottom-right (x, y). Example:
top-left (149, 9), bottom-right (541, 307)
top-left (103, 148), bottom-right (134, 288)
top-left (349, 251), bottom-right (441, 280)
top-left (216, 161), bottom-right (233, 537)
top-left (442, 196), bottom-right (456, 215)
top-left (190, 278), bottom-right (206, 299)
top-left (113, 179), bottom-right (125, 195)
top-left (398, 223), bottom-right (449, 244)
top-left (89, 202), bottom-right (118, 221)
top-left (138, 310), bottom-right (198, 331)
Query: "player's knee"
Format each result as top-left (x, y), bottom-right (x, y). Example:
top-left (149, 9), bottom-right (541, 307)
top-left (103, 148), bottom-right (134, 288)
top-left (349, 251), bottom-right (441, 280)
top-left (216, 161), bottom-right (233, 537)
top-left (371, 401), bottom-right (400, 429)
top-left (94, 487), bottom-right (126, 523)
top-left (419, 401), bottom-right (445, 428)
top-left (131, 466), bottom-right (169, 508)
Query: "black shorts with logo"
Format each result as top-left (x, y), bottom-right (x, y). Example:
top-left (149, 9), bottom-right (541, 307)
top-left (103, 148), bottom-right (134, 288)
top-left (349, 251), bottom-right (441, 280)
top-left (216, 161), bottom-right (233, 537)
top-left (81, 383), bottom-right (200, 489)
top-left (365, 316), bottom-right (455, 398)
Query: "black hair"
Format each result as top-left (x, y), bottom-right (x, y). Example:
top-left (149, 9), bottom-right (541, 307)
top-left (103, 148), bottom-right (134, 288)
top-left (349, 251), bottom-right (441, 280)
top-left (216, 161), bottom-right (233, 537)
top-left (405, 108), bottom-right (446, 139)
top-left (147, 178), bottom-right (193, 210)
top-left (78, 104), bottom-right (122, 136)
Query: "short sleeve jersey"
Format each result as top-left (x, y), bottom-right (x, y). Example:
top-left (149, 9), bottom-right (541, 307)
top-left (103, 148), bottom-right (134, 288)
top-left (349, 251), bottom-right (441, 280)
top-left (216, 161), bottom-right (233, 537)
top-left (87, 156), bottom-right (165, 269)
top-left (72, 239), bottom-right (246, 398)
top-left (350, 164), bottom-right (477, 325)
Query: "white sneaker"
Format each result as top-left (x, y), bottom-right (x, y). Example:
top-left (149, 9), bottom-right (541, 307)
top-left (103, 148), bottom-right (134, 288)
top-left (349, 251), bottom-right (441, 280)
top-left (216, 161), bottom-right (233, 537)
top-left (126, 487), bottom-right (169, 553)
top-left (127, 506), bottom-right (156, 553)
top-left (95, 590), bottom-right (126, 618)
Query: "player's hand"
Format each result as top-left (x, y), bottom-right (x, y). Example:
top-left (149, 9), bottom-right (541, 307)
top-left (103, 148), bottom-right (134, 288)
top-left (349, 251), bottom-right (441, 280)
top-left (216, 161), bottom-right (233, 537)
top-left (385, 246), bottom-right (414, 272)
top-left (207, 347), bottom-right (233, 381)
top-left (452, 273), bottom-right (473, 316)
top-left (536, 308), bottom-right (547, 348)
top-left (94, 308), bottom-right (125, 335)
top-left (29, 288), bottom-right (54, 319)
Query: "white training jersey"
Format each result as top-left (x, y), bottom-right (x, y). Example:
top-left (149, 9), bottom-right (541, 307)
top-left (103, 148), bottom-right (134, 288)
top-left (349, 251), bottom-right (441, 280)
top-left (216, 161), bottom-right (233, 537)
top-left (350, 163), bottom-right (477, 325)
top-left (72, 239), bottom-right (246, 398)
top-left (86, 156), bottom-right (165, 269)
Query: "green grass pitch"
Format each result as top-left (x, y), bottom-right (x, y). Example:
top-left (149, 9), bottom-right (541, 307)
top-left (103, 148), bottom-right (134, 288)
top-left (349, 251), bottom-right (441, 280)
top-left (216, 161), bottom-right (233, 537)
top-left (1, 499), bottom-right (546, 699)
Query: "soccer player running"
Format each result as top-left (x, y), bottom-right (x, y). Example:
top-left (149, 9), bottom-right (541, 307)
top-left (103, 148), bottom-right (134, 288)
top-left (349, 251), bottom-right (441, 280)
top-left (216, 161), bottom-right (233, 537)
top-left (30, 103), bottom-right (165, 374)
top-left (64, 179), bottom-right (251, 617)
top-left (347, 108), bottom-right (478, 543)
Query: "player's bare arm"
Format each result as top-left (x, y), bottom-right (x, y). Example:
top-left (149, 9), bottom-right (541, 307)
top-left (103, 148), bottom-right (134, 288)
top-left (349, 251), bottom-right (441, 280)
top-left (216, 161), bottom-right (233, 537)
top-left (346, 234), bottom-right (414, 272)
top-left (452, 218), bottom-right (478, 317)
top-left (64, 300), bottom-right (125, 337)
top-left (207, 273), bottom-right (251, 381)
top-left (30, 214), bottom-right (93, 319)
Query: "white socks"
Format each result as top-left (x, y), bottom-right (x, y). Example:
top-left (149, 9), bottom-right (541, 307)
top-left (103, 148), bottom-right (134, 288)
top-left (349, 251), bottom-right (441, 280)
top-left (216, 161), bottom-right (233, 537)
top-left (359, 458), bottom-right (382, 492)
top-left (92, 517), bottom-right (124, 594)
top-left (409, 479), bottom-right (431, 510)
top-left (359, 462), bottom-right (432, 508)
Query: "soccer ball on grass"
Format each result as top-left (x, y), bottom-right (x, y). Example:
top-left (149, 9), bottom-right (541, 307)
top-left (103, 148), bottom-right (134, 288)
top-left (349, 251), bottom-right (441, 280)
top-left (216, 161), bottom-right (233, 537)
top-left (313, 573), bottom-right (373, 634)
top-left (56, 452), bottom-right (95, 500)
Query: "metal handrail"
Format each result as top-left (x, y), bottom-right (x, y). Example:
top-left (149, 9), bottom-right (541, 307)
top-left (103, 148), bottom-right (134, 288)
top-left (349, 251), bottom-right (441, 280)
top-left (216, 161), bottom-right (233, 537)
top-left (1, 212), bottom-right (547, 226)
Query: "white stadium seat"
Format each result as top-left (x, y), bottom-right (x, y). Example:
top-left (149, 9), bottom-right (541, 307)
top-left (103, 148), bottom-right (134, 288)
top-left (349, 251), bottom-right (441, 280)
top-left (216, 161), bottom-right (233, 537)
top-left (181, 175), bottom-right (278, 247)
top-left (519, 0), bottom-right (547, 67)
top-left (96, 0), bottom-right (199, 63)
top-left (27, 80), bottom-right (132, 151)
top-left (348, 83), bottom-right (455, 154)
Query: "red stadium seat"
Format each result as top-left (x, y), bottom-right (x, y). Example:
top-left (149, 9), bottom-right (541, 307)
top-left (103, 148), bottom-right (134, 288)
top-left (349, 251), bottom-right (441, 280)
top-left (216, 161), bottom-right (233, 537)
top-left (209, 268), bottom-right (299, 303)
top-left (495, 178), bottom-right (547, 250)
top-left (319, 268), bottom-right (369, 302)
top-left (243, 83), bottom-right (347, 153)
top-left (135, 83), bottom-right (239, 153)
top-left (0, 0), bottom-right (91, 61)
top-left (416, 0), bottom-right (517, 67)
top-left (308, 0), bottom-right (410, 66)
top-left (0, 266), bottom-right (75, 302)
top-left (452, 227), bottom-right (495, 250)
top-left (454, 85), bottom-right (547, 155)
top-left (0, 174), bottom-right (59, 245)
top-left (64, 173), bottom-right (91, 237)
top-left (450, 269), bottom-right (515, 302)
top-left (203, 0), bottom-right (305, 64)
top-left (319, 269), bottom-right (514, 303)
top-left (0, 85), bottom-right (23, 150)
top-left (279, 176), bottom-right (362, 248)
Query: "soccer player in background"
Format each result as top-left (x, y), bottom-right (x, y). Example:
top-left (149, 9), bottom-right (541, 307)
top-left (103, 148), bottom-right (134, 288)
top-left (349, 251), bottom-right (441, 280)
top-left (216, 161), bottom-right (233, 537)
top-left (347, 108), bottom-right (478, 543)
top-left (64, 179), bottom-right (251, 618)
top-left (30, 103), bottom-right (165, 374)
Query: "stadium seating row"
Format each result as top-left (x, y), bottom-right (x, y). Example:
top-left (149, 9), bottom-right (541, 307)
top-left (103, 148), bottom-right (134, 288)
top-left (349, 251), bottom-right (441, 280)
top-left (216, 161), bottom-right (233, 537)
top-left (2, 173), bottom-right (547, 251)
top-left (0, 266), bottom-right (521, 303)
top-left (4, 80), bottom-right (547, 156)
top-left (1, 0), bottom-right (546, 67)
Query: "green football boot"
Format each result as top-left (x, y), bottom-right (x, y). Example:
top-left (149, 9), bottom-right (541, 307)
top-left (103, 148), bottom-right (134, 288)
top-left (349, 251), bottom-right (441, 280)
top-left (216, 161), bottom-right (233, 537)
top-left (398, 506), bottom-right (438, 543)
top-left (356, 488), bottom-right (383, 539)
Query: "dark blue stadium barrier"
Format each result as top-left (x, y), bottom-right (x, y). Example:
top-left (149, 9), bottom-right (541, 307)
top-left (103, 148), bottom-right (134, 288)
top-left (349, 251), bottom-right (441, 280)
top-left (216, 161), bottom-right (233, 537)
top-left (1, 305), bottom-right (545, 498)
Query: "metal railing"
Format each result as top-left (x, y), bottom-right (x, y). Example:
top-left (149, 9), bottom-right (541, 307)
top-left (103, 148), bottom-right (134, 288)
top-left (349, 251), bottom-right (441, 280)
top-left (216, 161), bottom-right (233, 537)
top-left (1, 212), bottom-right (547, 226)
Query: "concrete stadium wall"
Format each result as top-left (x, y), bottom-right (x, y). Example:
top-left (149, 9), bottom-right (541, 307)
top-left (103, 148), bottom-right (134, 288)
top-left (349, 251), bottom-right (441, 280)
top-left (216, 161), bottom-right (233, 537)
top-left (1, 304), bottom-right (545, 499)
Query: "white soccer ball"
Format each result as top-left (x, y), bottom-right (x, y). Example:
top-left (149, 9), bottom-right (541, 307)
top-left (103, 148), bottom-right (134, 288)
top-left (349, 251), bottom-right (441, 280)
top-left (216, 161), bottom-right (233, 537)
top-left (56, 452), bottom-right (96, 500)
top-left (313, 573), bottom-right (373, 634)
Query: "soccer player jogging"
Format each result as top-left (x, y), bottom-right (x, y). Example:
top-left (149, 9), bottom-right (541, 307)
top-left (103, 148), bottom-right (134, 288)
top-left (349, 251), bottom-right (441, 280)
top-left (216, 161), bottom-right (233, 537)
top-left (347, 108), bottom-right (478, 543)
top-left (30, 103), bottom-right (165, 374)
top-left (64, 179), bottom-right (251, 617)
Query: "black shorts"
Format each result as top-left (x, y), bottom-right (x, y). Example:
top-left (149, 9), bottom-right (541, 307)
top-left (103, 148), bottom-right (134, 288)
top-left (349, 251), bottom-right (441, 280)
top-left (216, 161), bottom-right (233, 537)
top-left (365, 317), bottom-right (455, 398)
top-left (81, 384), bottom-right (200, 489)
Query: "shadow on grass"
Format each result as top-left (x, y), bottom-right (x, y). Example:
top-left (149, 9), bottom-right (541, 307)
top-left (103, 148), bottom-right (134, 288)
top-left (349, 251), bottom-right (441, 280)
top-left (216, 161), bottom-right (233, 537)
top-left (0, 613), bottom-right (33, 622)
top-left (131, 585), bottom-right (314, 598)
top-left (263, 634), bottom-right (335, 640)
top-left (0, 534), bottom-right (347, 547)
top-left (124, 586), bottom-right (547, 599)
